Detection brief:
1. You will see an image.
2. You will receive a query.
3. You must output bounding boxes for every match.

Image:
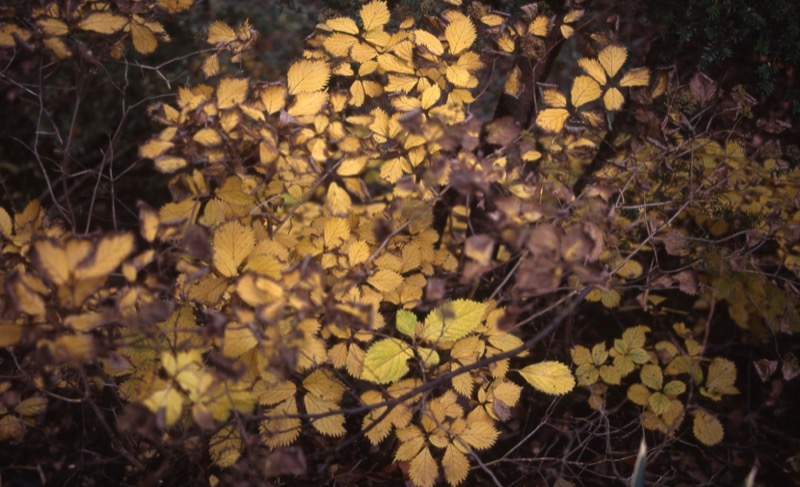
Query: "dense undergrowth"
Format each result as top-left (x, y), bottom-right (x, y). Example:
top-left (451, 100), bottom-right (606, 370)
top-left (1, 1), bottom-right (799, 486)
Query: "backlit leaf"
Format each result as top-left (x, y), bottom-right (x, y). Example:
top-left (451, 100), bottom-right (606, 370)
top-left (361, 338), bottom-right (414, 384)
top-left (217, 77), bottom-right (248, 109)
top-left (445, 17), bottom-right (476, 55)
top-left (571, 75), bottom-right (602, 108)
top-left (409, 447), bottom-right (438, 487)
top-left (535, 108), bottom-right (569, 133)
top-left (77, 12), bottom-right (128, 34)
top-left (420, 299), bottom-right (487, 343)
top-left (360, 1), bottom-right (391, 32)
top-left (288, 59), bottom-right (330, 95)
top-left (212, 221), bottom-right (255, 277)
top-left (518, 361), bottom-right (575, 395)
top-left (598, 45), bottom-right (627, 78)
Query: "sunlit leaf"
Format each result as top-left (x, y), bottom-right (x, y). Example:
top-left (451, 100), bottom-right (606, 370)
top-left (217, 77), bottom-right (248, 109)
top-left (518, 361), bottom-right (575, 395)
top-left (445, 17), bottom-right (476, 55)
top-left (535, 108), bottom-right (569, 133)
top-left (212, 221), bottom-right (255, 277)
top-left (361, 338), bottom-right (414, 384)
top-left (409, 447), bottom-right (438, 487)
top-left (420, 299), bottom-right (487, 343)
top-left (360, 0), bottom-right (391, 32)
top-left (77, 12), bottom-right (128, 34)
top-left (598, 45), bottom-right (627, 78)
top-left (571, 75), bottom-right (602, 108)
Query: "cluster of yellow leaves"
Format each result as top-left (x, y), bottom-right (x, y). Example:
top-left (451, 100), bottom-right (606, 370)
top-left (0, 384), bottom-right (47, 442)
top-left (0, 1), bottom-right (190, 59)
top-left (572, 323), bottom-right (739, 446)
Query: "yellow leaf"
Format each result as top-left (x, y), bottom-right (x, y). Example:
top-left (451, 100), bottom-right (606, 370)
top-left (529, 15), bottom-right (549, 36)
top-left (34, 239), bottom-right (69, 285)
top-left (619, 67), bottom-right (650, 87)
top-left (223, 323), bottom-right (258, 358)
top-left (560, 24), bottom-right (574, 39)
top-left (139, 139), bottom-right (173, 159)
top-left (131, 22), bottom-right (157, 54)
top-left (445, 64), bottom-right (477, 88)
top-left (287, 59), bottom-right (331, 95)
top-left (701, 358), bottom-right (739, 400)
top-left (420, 84), bottom-right (441, 109)
top-left (193, 128), bottom-right (222, 146)
top-left (323, 217), bottom-right (350, 249)
top-left (77, 12), bottom-right (128, 34)
top-left (260, 84), bottom-right (287, 114)
top-left (288, 91), bottom-right (328, 119)
top-left (603, 87), bottom-right (625, 111)
top-left (207, 20), bottom-right (237, 44)
top-left (0, 206), bottom-right (12, 236)
top-left (617, 259), bottom-right (643, 278)
top-left (0, 24), bottom-right (31, 48)
top-left (324, 32), bottom-right (357, 57)
top-left (212, 221), bottom-right (255, 277)
top-left (598, 44), bottom-right (627, 78)
top-left (37, 18), bottom-right (69, 37)
top-left (361, 338), bottom-right (414, 384)
top-left (143, 387), bottom-right (184, 426)
top-left (326, 17), bottom-right (359, 35)
top-left (518, 361), bottom-right (575, 395)
top-left (409, 447), bottom-right (439, 487)
top-left (535, 108), bottom-right (569, 133)
top-left (326, 182), bottom-right (352, 215)
top-left (571, 75), bottom-right (602, 108)
top-left (640, 364), bottom-right (663, 390)
top-left (360, 0), bottom-right (391, 32)
top-left (303, 369), bottom-right (346, 401)
top-left (16, 397), bottom-right (47, 417)
top-left (420, 299), bottom-right (487, 343)
top-left (201, 54), bottom-right (220, 77)
top-left (459, 420), bottom-right (499, 450)
top-left (368, 269), bottom-right (403, 293)
top-left (542, 88), bottom-right (567, 108)
top-left (692, 409), bottom-right (724, 446)
top-left (564, 9), bottom-right (585, 23)
top-left (503, 66), bottom-right (522, 98)
top-left (346, 240), bottom-right (370, 266)
top-left (442, 444), bottom-right (469, 486)
top-left (217, 77), bottom-right (248, 109)
top-left (304, 393), bottom-right (346, 437)
top-left (414, 29), bottom-right (444, 56)
top-left (158, 0), bottom-right (194, 13)
top-left (578, 57), bottom-right (607, 85)
top-left (74, 233), bottom-right (135, 281)
top-left (445, 17), bottom-right (476, 56)
top-left (0, 415), bottom-right (26, 441)
top-left (209, 424), bottom-right (242, 468)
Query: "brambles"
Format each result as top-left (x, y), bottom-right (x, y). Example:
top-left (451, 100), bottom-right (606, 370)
top-left (1, 1), bottom-right (799, 486)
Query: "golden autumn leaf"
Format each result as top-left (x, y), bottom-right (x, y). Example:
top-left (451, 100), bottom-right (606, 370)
top-left (361, 338), bottom-right (414, 384)
top-left (701, 358), bottom-right (739, 400)
top-left (620, 67), bottom-right (651, 87)
top-left (442, 443), bottom-right (469, 485)
top-left (326, 17), bottom-right (359, 35)
top-left (143, 387), bottom-right (184, 427)
top-left (598, 44), bottom-right (627, 78)
top-left (409, 447), bottom-right (438, 487)
top-left (368, 269), bottom-right (403, 293)
top-left (0, 206), bottom-right (12, 236)
top-left (34, 239), bottom-right (70, 285)
top-left (360, 0), bottom-right (391, 32)
top-left (217, 77), bottom-right (248, 109)
top-left (287, 59), bottom-right (331, 95)
top-left (578, 57), bottom-right (607, 85)
top-left (503, 66), bottom-right (522, 98)
top-left (529, 15), bottom-right (549, 36)
top-left (445, 17), bottom-right (476, 55)
top-left (603, 87), bottom-right (625, 111)
top-left (207, 20), bottom-right (237, 44)
top-left (158, 0), bottom-right (194, 13)
top-left (74, 233), bottom-right (135, 281)
top-left (518, 361), bottom-right (575, 395)
top-left (0, 24), bottom-right (31, 48)
top-left (77, 12), bottom-right (129, 35)
top-left (693, 409), bottom-right (724, 446)
top-left (571, 75), bottom-right (602, 108)
top-left (304, 394), bottom-right (346, 437)
top-left (535, 108), bottom-right (569, 133)
top-left (414, 29), bottom-right (444, 56)
top-left (209, 424), bottom-right (243, 468)
top-left (212, 221), bottom-right (255, 277)
top-left (130, 22), bottom-right (157, 54)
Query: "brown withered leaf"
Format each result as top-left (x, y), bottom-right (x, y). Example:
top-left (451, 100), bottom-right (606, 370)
top-left (425, 278), bottom-right (447, 303)
top-left (465, 235), bottom-right (495, 265)
top-left (515, 256), bottom-right (562, 297)
top-left (782, 353), bottom-right (800, 381)
top-left (674, 270), bottom-right (698, 295)
top-left (690, 72), bottom-right (717, 104)
top-left (264, 447), bottom-right (307, 477)
top-left (526, 224), bottom-right (560, 260)
top-left (753, 358), bottom-right (778, 382)
top-left (662, 229), bottom-right (689, 256)
top-left (486, 116), bottom-right (521, 147)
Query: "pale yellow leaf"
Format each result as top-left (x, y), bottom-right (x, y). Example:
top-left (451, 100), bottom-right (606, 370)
top-left (361, 338), bottom-right (414, 384)
top-left (193, 128), bottom-right (222, 146)
top-left (442, 444), bottom-right (469, 486)
top-left (620, 67), bottom-right (651, 87)
top-left (445, 17), bottom-right (476, 56)
top-left (693, 409), bottom-right (724, 446)
top-left (414, 29), bottom-right (444, 56)
top-left (603, 87), bottom-right (625, 111)
top-left (77, 12), bottom-right (128, 34)
top-left (304, 394), bottom-right (346, 436)
top-left (578, 57), bottom-right (607, 85)
top-left (223, 324), bottom-right (258, 358)
top-left (326, 17), bottom-right (359, 35)
top-left (209, 425), bottom-right (242, 468)
top-left (34, 240), bottom-right (69, 285)
top-left (529, 16), bottom-right (549, 36)
top-left (143, 387), bottom-right (183, 426)
top-left (260, 84), bottom-right (287, 114)
top-left (212, 221), bottom-right (255, 277)
top-left (288, 59), bottom-right (330, 95)
top-left (420, 299), bottom-right (487, 343)
top-left (518, 361), bottom-right (575, 395)
top-left (139, 139), bottom-right (173, 159)
top-left (368, 269), bottom-right (403, 293)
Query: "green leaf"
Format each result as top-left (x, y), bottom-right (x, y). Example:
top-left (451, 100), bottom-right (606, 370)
top-left (420, 299), bottom-right (487, 344)
top-left (396, 309), bottom-right (417, 337)
top-left (361, 338), bottom-right (414, 384)
top-left (518, 361), bottom-right (575, 395)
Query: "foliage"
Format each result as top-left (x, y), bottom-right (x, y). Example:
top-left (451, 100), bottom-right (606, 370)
top-left (1, 0), bottom-right (799, 486)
